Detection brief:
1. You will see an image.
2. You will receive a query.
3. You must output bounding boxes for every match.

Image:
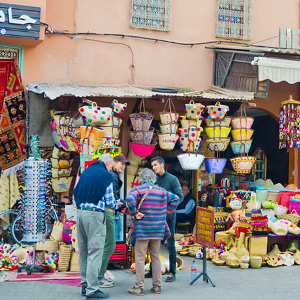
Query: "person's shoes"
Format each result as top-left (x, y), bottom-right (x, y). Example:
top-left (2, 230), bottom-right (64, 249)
top-left (151, 286), bottom-right (162, 294)
top-left (82, 285), bottom-right (87, 296)
top-left (104, 271), bottom-right (114, 282)
top-left (128, 287), bottom-right (144, 296)
top-left (144, 271), bottom-right (152, 278)
top-left (99, 278), bottom-right (114, 288)
top-left (165, 273), bottom-right (176, 282)
top-left (86, 290), bottom-right (109, 298)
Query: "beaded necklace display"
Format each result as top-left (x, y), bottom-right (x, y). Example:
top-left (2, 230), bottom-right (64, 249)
top-left (279, 95), bottom-right (300, 149)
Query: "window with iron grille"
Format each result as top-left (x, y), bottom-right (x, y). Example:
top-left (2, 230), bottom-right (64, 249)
top-left (130, 0), bottom-right (172, 31)
top-left (216, 0), bottom-right (253, 40)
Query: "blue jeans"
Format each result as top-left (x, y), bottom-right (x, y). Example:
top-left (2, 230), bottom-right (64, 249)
top-left (166, 212), bottom-right (176, 275)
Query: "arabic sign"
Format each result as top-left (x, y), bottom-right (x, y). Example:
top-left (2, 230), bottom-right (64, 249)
top-left (0, 3), bottom-right (40, 39)
top-left (196, 207), bottom-right (214, 248)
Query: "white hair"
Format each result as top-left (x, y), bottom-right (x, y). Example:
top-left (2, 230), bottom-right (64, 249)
top-left (139, 168), bottom-right (156, 184)
top-left (99, 154), bottom-right (114, 164)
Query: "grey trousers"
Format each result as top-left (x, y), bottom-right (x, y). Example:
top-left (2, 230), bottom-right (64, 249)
top-left (77, 210), bottom-right (106, 295)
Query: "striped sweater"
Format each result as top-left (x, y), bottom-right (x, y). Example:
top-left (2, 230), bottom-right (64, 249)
top-left (126, 183), bottom-right (179, 241)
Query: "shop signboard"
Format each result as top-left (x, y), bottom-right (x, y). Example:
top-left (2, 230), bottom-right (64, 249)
top-left (0, 3), bottom-right (40, 39)
top-left (195, 207), bottom-right (214, 248)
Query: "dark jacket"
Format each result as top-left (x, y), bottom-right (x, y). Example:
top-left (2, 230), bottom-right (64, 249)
top-left (111, 170), bottom-right (126, 211)
top-left (156, 171), bottom-right (184, 202)
top-left (74, 160), bottom-right (113, 207)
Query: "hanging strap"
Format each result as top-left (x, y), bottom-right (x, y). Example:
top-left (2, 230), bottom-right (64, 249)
top-left (139, 98), bottom-right (146, 113)
top-left (137, 185), bottom-right (153, 212)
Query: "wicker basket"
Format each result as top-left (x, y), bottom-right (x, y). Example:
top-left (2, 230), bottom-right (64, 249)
top-left (278, 209), bottom-right (300, 225)
top-left (69, 251), bottom-right (80, 272)
top-left (58, 244), bottom-right (72, 272)
top-left (36, 240), bottom-right (59, 253)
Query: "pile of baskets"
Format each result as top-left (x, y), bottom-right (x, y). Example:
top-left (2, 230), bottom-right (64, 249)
top-left (129, 99), bottom-right (156, 157)
top-left (230, 105), bottom-right (256, 174)
top-left (158, 99), bottom-right (179, 151)
top-left (177, 100), bottom-right (205, 170)
top-left (204, 102), bottom-right (230, 174)
top-left (204, 102), bottom-right (231, 152)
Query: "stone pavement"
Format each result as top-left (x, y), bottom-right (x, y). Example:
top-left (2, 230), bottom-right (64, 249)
top-left (1, 253), bottom-right (300, 300)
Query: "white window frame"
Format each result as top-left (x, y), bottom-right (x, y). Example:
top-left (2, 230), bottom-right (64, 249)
top-left (130, 0), bottom-right (172, 31)
top-left (216, 0), bottom-right (253, 40)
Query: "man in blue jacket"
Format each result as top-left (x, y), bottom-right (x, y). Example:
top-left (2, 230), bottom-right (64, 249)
top-left (74, 154), bottom-right (121, 299)
top-left (150, 156), bottom-right (183, 282)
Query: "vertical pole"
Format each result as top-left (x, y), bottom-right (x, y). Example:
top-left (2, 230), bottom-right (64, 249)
top-left (203, 246), bottom-right (207, 282)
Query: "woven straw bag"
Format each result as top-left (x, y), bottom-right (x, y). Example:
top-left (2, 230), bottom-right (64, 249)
top-left (50, 221), bottom-right (63, 242)
top-left (36, 240), bottom-right (59, 253)
top-left (293, 252), bottom-right (300, 265)
top-left (69, 251), bottom-right (80, 272)
top-left (278, 209), bottom-right (300, 225)
top-left (58, 244), bottom-right (72, 272)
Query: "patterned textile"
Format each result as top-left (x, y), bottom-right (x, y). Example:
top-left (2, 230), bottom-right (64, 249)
top-left (0, 58), bottom-right (26, 173)
top-left (126, 183), bottom-right (179, 241)
top-left (0, 59), bottom-right (12, 112)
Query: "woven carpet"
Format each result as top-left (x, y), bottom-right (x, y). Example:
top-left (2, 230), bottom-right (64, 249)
top-left (3, 271), bottom-right (81, 286)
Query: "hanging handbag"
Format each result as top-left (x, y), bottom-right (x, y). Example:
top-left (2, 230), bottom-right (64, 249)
top-left (184, 100), bottom-right (205, 120)
top-left (52, 145), bottom-right (71, 160)
top-left (159, 98), bottom-right (179, 125)
top-left (52, 167), bottom-right (72, 177)
top-left (52, 176), bottom-right (73, 193)
top-left (50, 220), bottom-right (64, 242)
top-left (111, 99), bottom-right (127, 115)
top-left (79, 102), bottom-right (112, 126)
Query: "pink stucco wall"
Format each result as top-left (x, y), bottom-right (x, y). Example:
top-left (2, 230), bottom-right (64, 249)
top-left (1, 0), bottom-right (299, 98)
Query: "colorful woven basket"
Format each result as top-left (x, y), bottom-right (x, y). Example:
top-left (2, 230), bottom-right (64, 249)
top-left (184, 100), bottom-right (205, 119)
top-left (205, 116), bottom-right (231, 127)
top-left (205, 158), bottom-right (227, 173)
top-left (206, 138), bottom-right (230, 151)
top-left (158, 133), bottom-right (179, 150)
top-left (231, 117), bottom-right (254, 129)
top-left (207, 102), bottom-right (229, 120)
top-left (230, 156), bottom-right (256, 174)
top-left (129, 127), bottom-right (154, 145)
top-left (231, 129), bottom-right (254, 141)
top-left (205, 126), bottom-right (231, 138)
top-left (130, 141), bottom-right (156, 157)
top-left (230, 140), bottom-right (252, 154)
top-left (180, 116), bottom-right (203, 128)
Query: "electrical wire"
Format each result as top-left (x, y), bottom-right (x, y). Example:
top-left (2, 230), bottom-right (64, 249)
top-left (76, 37), bottom-right (135, 84)
top-left (47, 31), bottom-right (278, 49)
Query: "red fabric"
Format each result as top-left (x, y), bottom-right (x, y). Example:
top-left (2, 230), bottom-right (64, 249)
top-left (0, 59), bottom-right (12, 111)
top-left (0, 57), bottom-right (26, 171)
top-left (278, 191), bottom-right (296, 208)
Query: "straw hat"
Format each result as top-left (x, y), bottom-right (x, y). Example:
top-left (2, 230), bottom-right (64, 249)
top-left (293, 252), bottom-right (300, 265)
top-left (176, 256), bottom-right (184, 270)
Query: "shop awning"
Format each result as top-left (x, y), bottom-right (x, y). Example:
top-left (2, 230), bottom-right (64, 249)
top-left (251, 57), bottom-right (300, 84)
top-left (26, 83), bottom-right (254, 102)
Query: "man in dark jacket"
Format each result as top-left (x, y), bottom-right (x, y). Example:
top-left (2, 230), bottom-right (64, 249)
top-left (150, 156), bottom-right (183, 282)
top-left (74, 154), bottom-right (121, 299)
top-left (176, 185), bottom-right (196, 227)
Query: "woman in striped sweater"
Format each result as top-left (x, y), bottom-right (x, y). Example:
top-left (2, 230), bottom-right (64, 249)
top-left (126, 168), bottom-right (179, 296)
